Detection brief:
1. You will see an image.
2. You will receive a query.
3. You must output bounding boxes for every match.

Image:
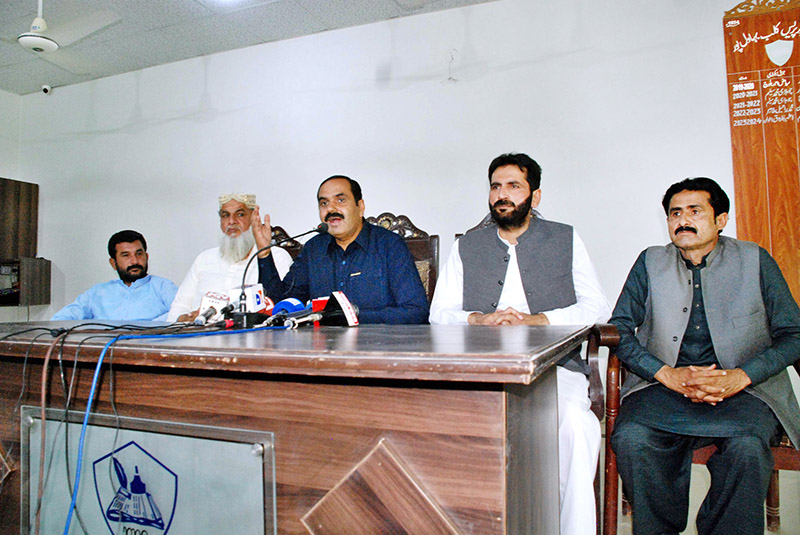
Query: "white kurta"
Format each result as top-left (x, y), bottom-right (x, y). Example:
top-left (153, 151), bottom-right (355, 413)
top-left (429, 228), bottom-right (611, 535)
top-left (168, 246), bottom-right (292, 321)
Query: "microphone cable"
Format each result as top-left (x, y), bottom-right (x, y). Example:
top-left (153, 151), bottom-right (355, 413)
top-left (34, 331), bottom-right (67, 535)
top-left (0, 329), bottom-right (54, 503)
top-left (61, 322), bottom-right (289, 535)
top-left (238, 223), bottom-right (328, 310)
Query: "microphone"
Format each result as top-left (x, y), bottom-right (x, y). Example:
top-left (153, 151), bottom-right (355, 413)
top-left (264, 298), bottom-right (307, 326)
top-left (225, 284), bottom-right (276, 328)
top-left (271, 298), bottom-right (306, 315)
top-left (231, 284), bottom-right (272, 313)
top-left (283, 291), bottom-right (359, 329)
top-left (239, 222), bottom-right (329, 310)
top-left (194, 292), bottom-right (230, 325)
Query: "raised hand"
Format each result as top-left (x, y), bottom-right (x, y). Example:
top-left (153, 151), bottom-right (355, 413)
top-left (250, 206), bottom-right (273, 258)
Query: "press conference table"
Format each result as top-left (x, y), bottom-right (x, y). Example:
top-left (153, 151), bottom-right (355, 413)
top-left (0, 322), bottom-right (591, 535)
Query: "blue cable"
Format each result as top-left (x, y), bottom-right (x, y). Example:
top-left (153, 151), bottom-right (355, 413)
top-left (62, 324), bottom-right (284, 534)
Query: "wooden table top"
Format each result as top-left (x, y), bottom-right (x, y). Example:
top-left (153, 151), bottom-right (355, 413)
top-left (0, 322), bottom-right (591, 384)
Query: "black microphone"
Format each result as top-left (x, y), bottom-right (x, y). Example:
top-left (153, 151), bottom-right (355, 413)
top-left (193, 292), bottom-right (230, 325)
top-left (283, 292), bottom-right (360, 329)
top-left (263, 298), bottom-right (307, 326)
top-left (194, 307), bottom-right (217, 326)
top-left (238, 222), bottom-right (329, 311)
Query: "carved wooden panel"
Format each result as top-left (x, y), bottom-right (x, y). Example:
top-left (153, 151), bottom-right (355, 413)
top-left (272, 225), bottom-right (303, 259)
top-left (301, 438), bottom-right (461, 535)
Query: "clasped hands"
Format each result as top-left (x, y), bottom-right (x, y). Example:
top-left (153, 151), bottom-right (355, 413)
top-left (468, 307), bottom-right (550, 326)
top-left (654, 364), bottom-right (751, 405)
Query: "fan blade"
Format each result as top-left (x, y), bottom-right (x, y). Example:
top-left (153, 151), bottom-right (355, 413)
top-left (46, 9), bottom-right (121, 47)
top-left (39, 48), bottom-right (96, 75)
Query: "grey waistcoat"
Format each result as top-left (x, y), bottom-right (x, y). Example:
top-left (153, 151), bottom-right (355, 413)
top-left (625, 236), bottom-right (800, 446)
top-left (460, 219), bottom-right (585, 372)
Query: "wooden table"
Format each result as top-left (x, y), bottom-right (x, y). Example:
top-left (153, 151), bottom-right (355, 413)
top-left (0, 322), bottom-right (591, 534)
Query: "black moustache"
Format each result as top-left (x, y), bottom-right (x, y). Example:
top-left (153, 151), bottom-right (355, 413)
top-left (492, 200), bottom-right (515, 208)
top-left (325, 213), bottom-right (345, 222)
top-left (675, 226), bottom-right (697, 235)
top-left (127, 265), bottom-right (144, 272)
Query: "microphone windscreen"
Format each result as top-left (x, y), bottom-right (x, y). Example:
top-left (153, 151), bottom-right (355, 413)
top-left (319, 291), bottom-right (359, 326)
top-left (316, 222), bottom-right (329, 233)
top-left (271, 298), bottom-right (306, 316)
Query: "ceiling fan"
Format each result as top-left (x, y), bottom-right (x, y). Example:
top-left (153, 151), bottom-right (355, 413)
top-left (12, 0), bottom-right (121, 73)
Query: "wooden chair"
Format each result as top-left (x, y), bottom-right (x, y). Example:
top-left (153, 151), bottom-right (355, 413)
top-left (366, 212), bottom-right (439, 303)
top-left (271, 225), bottom-right (303, 260)
top-left (603, 351), bottom-right (800, 534)
top-left (586, 325), bottom-right (621, 535)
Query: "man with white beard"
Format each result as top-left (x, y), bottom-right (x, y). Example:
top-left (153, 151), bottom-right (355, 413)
top-left (168, 193), bottom-right (292, 322)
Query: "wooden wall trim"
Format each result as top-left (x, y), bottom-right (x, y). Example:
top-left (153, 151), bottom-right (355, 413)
top-left (726, 0), bottom-right (800, 19)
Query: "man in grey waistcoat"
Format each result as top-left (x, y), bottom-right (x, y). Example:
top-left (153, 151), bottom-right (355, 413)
top-left (609, 177), bottom-right (800, 535)
top-left (430, 152), bottom-right (611, 535)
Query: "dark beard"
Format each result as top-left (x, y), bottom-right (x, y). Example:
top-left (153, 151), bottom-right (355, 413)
top-left (490, 193), bottom-right (533, 230)
top-left (117, 264), bottom-right (148, 284)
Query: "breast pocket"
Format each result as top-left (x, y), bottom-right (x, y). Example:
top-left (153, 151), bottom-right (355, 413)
top-left (345, 266), bottom-right (390, 306)
top-left (731, 309), bottom-right (771, 351)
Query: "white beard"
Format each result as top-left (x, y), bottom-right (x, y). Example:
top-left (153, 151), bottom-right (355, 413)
top-left (219, 232), bottom-right (255, 263)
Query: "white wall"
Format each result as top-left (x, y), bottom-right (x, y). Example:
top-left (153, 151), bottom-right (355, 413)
top-left (0, 88), bottom-right (31, 323)
top-left (13, 0), bottom-right (738, 318)
top-left (0, 89), bottom-right (19, 176)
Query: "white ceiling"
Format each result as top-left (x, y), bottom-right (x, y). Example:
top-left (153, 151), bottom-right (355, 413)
top-left (0, 0), bottom-right (496, 96)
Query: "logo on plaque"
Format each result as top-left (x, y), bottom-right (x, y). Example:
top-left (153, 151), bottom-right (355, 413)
top-left (765, 39), bottom-right (794, 67)
top-left (93, 441), bottom-right (178, 534)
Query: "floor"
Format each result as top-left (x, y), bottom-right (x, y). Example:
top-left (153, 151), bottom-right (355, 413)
top-left (610, 463), bottom-right (800, 535)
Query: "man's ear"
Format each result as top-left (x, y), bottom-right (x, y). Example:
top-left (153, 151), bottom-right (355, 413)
top-left (530, 189), bottom-right (542, 209)
top-left (109, 257), bottom-right (117, 271)
top-left (357, 199), bottom-right (365, 217)
top-left (715, 212), bottom-right (729, 232)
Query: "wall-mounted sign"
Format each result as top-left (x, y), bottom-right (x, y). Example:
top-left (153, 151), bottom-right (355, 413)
top-left (724, 1), bottom-right (800, 300)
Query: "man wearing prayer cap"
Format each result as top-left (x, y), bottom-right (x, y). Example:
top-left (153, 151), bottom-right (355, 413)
top-left (168, 193), bottom-right (292, 322)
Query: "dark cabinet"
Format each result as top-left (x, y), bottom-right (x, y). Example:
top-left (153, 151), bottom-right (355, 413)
top-left (1, 178), bottom-right (50, 307)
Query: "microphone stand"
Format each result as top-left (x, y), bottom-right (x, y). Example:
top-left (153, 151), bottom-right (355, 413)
top-left (232, 223), bottom-right (328, 328)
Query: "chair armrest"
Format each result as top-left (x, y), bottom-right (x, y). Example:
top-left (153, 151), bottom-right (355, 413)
top-left (586, 324), bottom-right (620, 421)
top-left (591, 323), bottom-right (621, 348)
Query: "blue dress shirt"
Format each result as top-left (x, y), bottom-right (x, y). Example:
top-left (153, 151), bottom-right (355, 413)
top-left (258, 222), bottom-right (429, 324)
top-left (51, 275), bottom-right (178, 321)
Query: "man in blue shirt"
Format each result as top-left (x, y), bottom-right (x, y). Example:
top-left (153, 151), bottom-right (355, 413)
top-left (252, 175), bottom-right (428, 324)
top-left (52, 230), bottom-right (178, 321)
